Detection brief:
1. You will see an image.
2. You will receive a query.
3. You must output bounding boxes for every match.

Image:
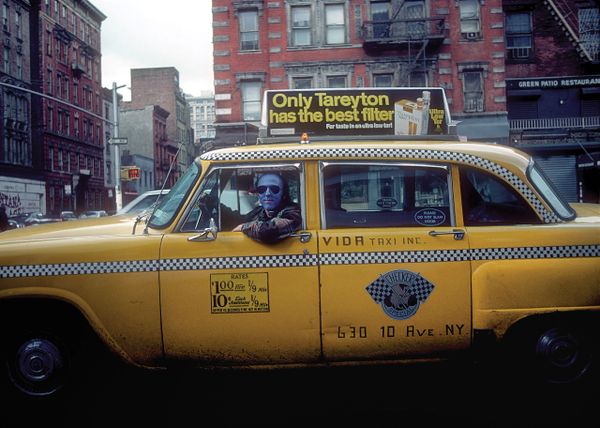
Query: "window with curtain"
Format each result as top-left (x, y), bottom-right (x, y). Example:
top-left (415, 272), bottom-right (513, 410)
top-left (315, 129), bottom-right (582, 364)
top-left (325, 4), bottom-right (345, 44)
top-left (291, 5), bottom-right (312, 47)
top-left (239, 10), bottom-right (259, 51)
top-left (241, 81), bottom-right (262, 121)
top-left (370, 1), bottom-right (390, 38)
top-left (506, 12), bottom-right (532, 60)
top-left (459, 0), bottom-right (481, 36)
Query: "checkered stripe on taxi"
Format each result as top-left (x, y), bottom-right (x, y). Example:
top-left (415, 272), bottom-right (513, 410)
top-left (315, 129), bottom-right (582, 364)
top-left (1, 245), bottom-right (598, 278)
top-left (201, 147), bottom-right (560, 223)
top-left (1, 259), bottom-right (159, 278)
top-left (320, 244), bottom-right (600, 265)
top-left (160, 254), bottom-right (319, 271)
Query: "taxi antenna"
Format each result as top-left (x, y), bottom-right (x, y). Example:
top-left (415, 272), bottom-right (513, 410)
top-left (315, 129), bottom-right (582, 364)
top-left (140, 142), bottom-right (183, 235)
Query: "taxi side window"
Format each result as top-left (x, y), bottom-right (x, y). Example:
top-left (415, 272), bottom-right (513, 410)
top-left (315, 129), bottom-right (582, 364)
top-left (181, 166), bottom-right (302, 232)
top-left (460, 166), bottom-right (542, 226)
top-left (322, 163), bottom-right (451, 228)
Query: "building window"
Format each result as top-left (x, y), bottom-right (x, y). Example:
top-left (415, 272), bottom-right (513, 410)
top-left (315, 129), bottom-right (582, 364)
top-left (373, 73), bottom-right (393, 87)
top-left (505, 12), bottom-right (532, 60)
top-left (15, 52), bottom-right (22, 79)
top-left (579, 8), bottom-right (600, 63)
top-left (292, 76), bottom-right (313, 89)
top-left (459, 0), bottom-right (481, 39)
top-left (239, 10), bottom-right (259, 51)
top-left (47, 104), bottom-right (53, 129)
top-left (49, 147), bottom-right (54, 172)
top-left (463, 71), bottom-right (484, 113)
top-left (370, 1), bottom-right (391, 38)
top-left (291, 5), bottom-right (312, 47)
top-left (46, 30), bottom-right (52, 55)
top-left (2, 3), bottom-right (8, 32)
top-left (241, 81), bottom-right (262, 121)
top-left (47, 69), bottom-right (52, 94)
top-left (327, 75), bottom-right (347, 88)
top-left (3, 46), bottom-right (9, 73)
top-left (15, 10), bottom-right (21, 39)
top-left (409, 70), bottom-right (427, 86)
top-left (325, 3), bottom-right (346, 44)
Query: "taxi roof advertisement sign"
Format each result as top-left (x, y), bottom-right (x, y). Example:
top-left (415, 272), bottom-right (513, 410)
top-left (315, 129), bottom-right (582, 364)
top-left (263, 88), bottom-right (451, 138)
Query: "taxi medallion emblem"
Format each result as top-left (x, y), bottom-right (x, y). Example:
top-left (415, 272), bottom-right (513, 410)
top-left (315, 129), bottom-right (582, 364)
top-left (366, 270), bottom-right (435, 320)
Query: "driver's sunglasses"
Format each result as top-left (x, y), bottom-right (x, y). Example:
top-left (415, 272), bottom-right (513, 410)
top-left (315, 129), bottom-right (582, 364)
top-left (257, 185), bottom-right (281, 195)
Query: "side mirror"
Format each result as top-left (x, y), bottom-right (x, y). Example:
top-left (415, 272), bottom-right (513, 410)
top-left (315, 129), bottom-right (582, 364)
top-left (188, 217), bottom-right (218, 242)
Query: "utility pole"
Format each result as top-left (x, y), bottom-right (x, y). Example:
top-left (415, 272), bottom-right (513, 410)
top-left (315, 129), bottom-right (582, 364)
top-left (111, 82), bottom-right (127, 211)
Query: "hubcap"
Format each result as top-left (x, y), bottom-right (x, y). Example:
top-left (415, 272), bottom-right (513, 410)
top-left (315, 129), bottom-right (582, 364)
top-left (535, 327), bottom-right (590, 383)
top-left (537, 329), bottom-right (578, 368)
top-left (11, 338), bottom-right (65, 395)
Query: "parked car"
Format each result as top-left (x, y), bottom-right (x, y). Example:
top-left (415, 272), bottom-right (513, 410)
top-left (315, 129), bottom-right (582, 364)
top-left (78, 210), bottom-right (108, 219)
top-left (23, 212), bottom-right (61, 226)
top-left (8, 214), bottom-right (28, 228)
top-left (7, 219), bottom-right (23, 230)
top-left (117, 189), bottom-right (170, 216)
top-left (60, 211), bottom-right (77, 221)
top-left (1, 88), bottom-right (598, 400)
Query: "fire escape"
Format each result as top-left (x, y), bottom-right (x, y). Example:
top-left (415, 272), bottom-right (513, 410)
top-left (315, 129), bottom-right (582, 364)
top-left (361, 1), bottom-right (446, 84)
top-left (544, 0), bottom-right (599, 64)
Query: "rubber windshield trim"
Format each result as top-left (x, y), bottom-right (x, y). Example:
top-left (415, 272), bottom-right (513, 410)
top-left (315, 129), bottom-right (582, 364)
top-left (527, 160), bottom-right (576, 221)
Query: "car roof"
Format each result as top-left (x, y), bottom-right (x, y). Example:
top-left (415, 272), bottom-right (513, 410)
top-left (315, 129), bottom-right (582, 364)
top-left (199, 139), bottom-right (532, 175)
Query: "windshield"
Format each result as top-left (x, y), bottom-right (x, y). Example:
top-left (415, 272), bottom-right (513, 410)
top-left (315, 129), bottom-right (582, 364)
top-left (148, 162), bottom-right (201, 229)
top-left (528, 161), bottom-right (575, 220)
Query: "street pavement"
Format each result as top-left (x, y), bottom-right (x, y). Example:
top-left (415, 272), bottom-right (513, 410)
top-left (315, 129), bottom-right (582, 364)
top-left (4, 354), bottom-right (598, 427)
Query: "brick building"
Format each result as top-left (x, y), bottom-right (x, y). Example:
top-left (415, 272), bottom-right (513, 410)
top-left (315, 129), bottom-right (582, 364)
top-left (29, 0), bottom-right (106, 216)
top-left (211, 0), bottom-right (510, 149)
top-left (0, 0), bottom-right (46, 216)
top-left (504, 0), bottom-right (600, 203)
top-left (126, 67), bottom-right (195, 185)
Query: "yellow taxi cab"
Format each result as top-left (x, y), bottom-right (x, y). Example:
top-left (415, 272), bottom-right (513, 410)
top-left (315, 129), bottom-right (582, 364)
top-left (1, 88), bottom-right (599, 398)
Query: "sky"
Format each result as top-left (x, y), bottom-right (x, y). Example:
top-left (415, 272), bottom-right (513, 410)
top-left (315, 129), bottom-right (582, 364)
top-left (93, 0), bottom-right (214, 101)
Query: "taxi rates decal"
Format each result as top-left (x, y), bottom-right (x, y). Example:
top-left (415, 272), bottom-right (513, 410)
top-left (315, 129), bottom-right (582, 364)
top-left (366, 270), bottom-right (434, 320)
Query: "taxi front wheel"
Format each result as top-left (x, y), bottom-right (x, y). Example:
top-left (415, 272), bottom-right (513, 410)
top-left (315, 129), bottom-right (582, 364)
top-left (1, 316), bottom-right (99, 399)
top-left (5, 332), bottom-right (71, 397)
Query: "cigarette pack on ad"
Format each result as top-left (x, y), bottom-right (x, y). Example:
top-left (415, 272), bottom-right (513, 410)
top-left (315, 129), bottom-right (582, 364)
top-left (394, 91), bottom-right (431, 136)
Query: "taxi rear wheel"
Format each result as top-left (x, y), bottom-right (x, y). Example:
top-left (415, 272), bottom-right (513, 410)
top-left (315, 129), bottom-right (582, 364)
top-left (505, 316), bottom-right (597, 385)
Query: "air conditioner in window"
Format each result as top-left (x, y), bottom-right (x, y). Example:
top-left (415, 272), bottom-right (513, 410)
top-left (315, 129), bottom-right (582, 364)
top-left (465, 32), bottom-right (479, 40)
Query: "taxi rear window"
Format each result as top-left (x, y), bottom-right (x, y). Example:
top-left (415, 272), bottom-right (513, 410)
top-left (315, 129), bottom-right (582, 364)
top-left (322, 162), bottom-right (452, 228)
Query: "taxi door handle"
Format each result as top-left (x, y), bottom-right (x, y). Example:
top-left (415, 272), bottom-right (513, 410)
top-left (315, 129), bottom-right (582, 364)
top-left (428, 229), bottom-right (465, 240)
top-left (290, 231), bottom-right (312, 243)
